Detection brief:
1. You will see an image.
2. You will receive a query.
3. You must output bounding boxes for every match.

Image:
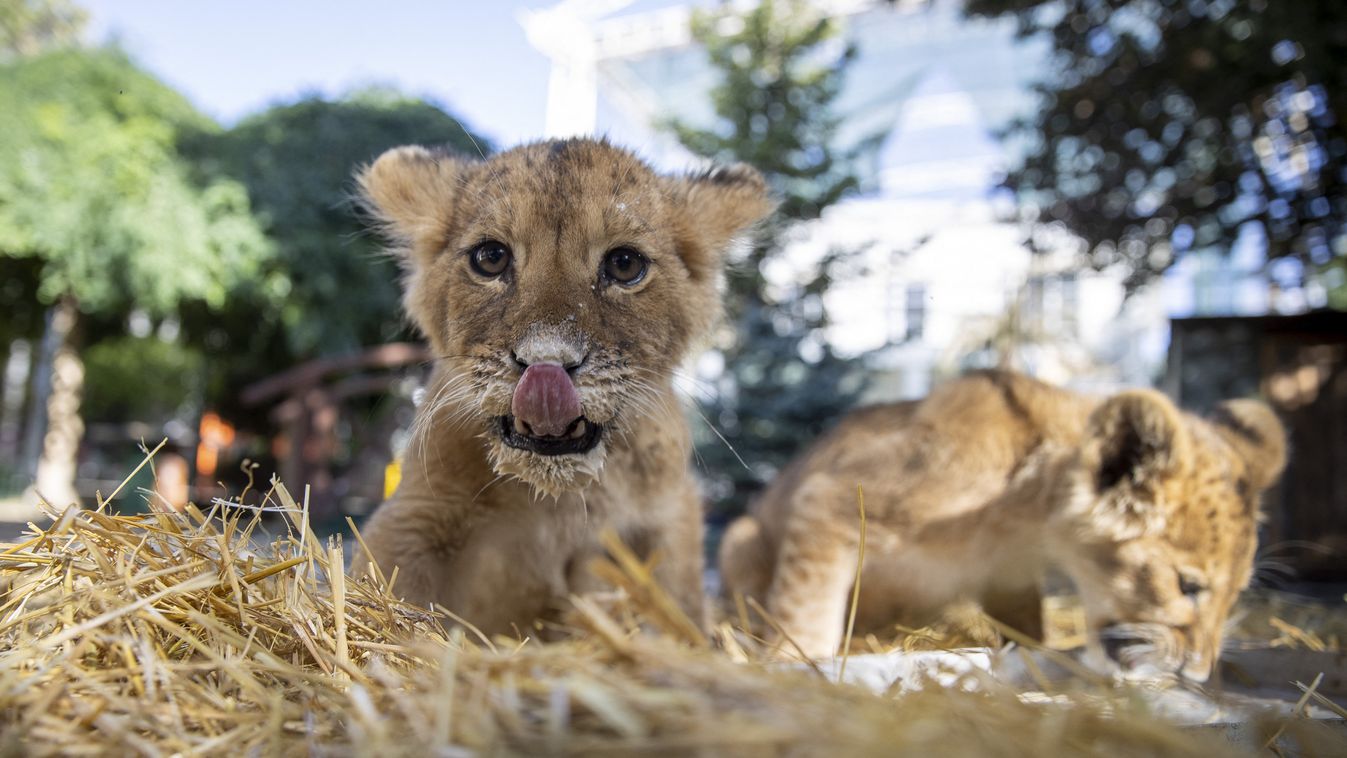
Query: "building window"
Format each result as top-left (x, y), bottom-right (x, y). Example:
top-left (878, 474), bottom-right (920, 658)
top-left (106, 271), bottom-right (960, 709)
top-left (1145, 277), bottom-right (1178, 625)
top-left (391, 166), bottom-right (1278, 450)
top-left (1023, 275), bottom-right (1045, 334)
top-left (1059, 272), bottom-right (1079, 338)
top-left (905, 282), bottom-right (927, 342)
top-left (886, 271), bottom-right (904, 344)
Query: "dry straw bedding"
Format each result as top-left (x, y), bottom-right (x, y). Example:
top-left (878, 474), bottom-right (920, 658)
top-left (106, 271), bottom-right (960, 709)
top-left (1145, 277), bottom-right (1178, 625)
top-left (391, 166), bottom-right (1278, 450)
top-left (0, 478), bottom-right (1341, 756)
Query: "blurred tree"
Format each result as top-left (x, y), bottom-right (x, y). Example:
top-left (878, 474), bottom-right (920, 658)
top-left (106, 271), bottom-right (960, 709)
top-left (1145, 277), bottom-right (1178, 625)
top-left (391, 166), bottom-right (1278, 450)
top-left (666, 0), bottom-right (867, 518)
top-left (0, 48), bottom-right (272, 506)
top-left (966, 0), bottom-right (1347, 296)
top-left (181, 92), bottom-right (492, 420)
top-left (0, 0), bottom-right (86, 483)
top-left (0, 0), bottom-right (84, 59)
top-left (81, 336), bottom-right (204, 424)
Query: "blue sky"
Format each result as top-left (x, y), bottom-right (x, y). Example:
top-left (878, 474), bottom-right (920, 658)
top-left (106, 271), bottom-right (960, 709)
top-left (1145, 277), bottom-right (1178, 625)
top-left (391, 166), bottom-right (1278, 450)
top-left (80, 0), bottom-right (562, 147)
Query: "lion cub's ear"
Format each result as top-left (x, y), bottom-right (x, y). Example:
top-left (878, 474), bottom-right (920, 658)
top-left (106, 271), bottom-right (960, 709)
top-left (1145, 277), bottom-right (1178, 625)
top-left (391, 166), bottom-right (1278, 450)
top-left (1082, 390), bottom-right (1191, 495)
top-left (1208, 399), bottom-right (1287, 492)
top-left (666, 164), bottom-right (776, 281)
top-left (1077, 390), bottom-right (1191, 538)
top-left (357, 145), bottom-right (466, 253)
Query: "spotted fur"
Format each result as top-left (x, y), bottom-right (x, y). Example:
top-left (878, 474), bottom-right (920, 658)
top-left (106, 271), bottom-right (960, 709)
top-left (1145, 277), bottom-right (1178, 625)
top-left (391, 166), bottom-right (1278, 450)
top-left (720, 370), bottom-right (1286, 681)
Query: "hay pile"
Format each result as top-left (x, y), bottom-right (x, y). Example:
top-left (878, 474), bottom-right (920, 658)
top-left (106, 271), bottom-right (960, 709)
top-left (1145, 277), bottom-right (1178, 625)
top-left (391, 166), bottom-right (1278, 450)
top-left (0, 479), bottom-right (1340, 756)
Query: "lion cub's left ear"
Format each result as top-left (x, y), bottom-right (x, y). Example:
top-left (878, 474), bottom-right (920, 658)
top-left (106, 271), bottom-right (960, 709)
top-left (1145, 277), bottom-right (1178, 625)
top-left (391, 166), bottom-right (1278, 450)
top-left (1077, 390), bottom-right (1191, 536)
top-left (1082, 390), bottom-right (1191, 490)
top-left (666, 164), bottom-right (777, 281)
top-left (357, 145), bottom-right (467, 257)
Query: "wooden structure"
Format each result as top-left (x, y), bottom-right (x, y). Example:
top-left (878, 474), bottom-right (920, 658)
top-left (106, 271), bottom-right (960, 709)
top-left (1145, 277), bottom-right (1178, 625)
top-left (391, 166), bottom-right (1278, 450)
top-left (240, 343), bottom-right (429, 522)
top-left (1166, 310), bottom-right (1347, 580)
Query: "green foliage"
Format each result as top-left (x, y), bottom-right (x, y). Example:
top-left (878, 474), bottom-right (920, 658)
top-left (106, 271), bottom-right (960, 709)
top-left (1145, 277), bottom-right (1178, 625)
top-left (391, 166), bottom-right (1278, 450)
top-left (967, 0), bottom-right (1347, 291)
top-left (0, 0), bottom-right (85, 58)
top-left (82, 336), bottom-right (204, 423)
top-left (667, 0), bottom-right (866, 516)
top-left (182, 92), bottom-right (492, 368)
top-left (0, 48), bottom-right (273, 315)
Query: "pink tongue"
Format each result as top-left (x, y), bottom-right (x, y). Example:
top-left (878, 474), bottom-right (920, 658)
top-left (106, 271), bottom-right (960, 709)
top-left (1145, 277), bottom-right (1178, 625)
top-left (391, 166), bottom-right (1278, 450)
top-left (511, 363), bottom-right (582, 437)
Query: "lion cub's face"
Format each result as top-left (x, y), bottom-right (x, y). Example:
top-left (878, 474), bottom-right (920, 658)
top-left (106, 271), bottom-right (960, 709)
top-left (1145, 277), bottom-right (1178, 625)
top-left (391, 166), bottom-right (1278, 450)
top-left (1055, 392), bottom-right (1286, 682)
top-left (359, 139), bottom-right (772, 493)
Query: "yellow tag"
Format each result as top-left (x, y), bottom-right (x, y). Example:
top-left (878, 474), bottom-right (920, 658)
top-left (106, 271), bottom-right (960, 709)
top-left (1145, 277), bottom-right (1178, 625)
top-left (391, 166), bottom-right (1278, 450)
top-left (383, 458), bottom-right (402, 500)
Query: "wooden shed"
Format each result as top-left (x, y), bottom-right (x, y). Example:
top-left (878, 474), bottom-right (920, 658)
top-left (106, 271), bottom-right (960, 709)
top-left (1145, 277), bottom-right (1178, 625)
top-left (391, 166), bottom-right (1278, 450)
top-left (1166, 310), bottom-right (1347, 581)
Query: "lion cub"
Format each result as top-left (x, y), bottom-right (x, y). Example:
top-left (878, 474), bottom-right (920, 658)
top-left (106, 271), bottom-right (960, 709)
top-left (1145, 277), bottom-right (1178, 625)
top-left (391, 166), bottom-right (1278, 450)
top-left (720, 370), bottom-right (1286, 681)
top-left (353, 138), bottom-right (773, 635)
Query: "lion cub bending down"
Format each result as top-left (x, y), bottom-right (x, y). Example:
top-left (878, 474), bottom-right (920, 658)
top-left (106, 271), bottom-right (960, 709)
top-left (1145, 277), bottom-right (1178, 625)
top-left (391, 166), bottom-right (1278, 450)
top-left (353, 138), bottom-right (772, 635)
top-left (720, 370), bottom-right (1285, 681)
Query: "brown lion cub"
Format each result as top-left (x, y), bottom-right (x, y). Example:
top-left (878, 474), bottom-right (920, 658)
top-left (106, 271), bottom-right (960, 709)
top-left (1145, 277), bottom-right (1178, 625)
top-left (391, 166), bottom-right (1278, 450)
top-left (720, 370), bottom-right (1286, 681)
top-left (353, 138), bottom-right (773, 635)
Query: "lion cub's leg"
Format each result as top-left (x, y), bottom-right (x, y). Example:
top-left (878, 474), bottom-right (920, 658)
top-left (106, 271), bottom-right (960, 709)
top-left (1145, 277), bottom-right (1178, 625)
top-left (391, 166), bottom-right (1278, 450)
top-left (764, 478), bottom-right (859, 658)
top-left (649, 494), bottom-right (708, 629)
top-left (571, 488), bottom-right (707, 629)
top-left (353, 495), bottom-right (556, 635)
top-left (350, 497), bottom-right (449, 605)
top-left (718, 514), bottom-right (773, 604)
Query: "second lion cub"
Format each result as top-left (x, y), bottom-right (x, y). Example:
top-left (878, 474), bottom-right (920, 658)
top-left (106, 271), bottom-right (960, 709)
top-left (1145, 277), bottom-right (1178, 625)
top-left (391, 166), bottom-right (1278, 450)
top-left (720, 370), bottom-right (1285, 681)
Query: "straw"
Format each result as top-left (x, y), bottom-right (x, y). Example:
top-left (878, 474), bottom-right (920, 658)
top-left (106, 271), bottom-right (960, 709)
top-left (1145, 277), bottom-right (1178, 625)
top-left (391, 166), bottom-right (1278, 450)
top-left (0, 470), bottom-right (1340, 755)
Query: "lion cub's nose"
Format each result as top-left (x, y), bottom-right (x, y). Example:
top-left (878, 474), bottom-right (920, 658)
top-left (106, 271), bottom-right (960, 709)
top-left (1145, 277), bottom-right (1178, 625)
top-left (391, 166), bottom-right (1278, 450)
top-left (512, 330), bottom-right (588, 374)
top-left (512, 363), bottom-right (583, 437)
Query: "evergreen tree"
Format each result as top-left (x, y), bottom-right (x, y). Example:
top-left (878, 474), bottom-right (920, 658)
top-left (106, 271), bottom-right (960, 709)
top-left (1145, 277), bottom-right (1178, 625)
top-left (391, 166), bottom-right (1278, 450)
top-left (666, 0), bottom-right (867, 519)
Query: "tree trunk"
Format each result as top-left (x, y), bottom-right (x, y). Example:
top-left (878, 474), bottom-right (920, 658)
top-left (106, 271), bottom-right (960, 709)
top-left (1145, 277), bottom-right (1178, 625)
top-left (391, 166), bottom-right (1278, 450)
top-left (0, 339), bottom-right (33, 492)
top-left (28, 296), bottom-right (83, 509)
top-left (19, 308), bottom-right (62, 480)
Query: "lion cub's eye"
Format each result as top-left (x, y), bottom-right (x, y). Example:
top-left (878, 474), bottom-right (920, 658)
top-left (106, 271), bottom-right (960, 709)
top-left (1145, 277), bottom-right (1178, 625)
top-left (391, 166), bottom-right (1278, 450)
top-left (602, 247), bottom-right (648, 286)
top-left (469, 241), bottom-right (512, 278)
top-left (1178, 573), bottom-right (1206, 599)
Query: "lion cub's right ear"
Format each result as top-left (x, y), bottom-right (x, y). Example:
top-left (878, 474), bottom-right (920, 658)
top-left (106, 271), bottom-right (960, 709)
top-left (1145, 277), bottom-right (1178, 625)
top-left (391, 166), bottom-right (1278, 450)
top-left (357, 145), bottom-right (466, 251)
top-left (1208, 399), bottom-right (1287, 493)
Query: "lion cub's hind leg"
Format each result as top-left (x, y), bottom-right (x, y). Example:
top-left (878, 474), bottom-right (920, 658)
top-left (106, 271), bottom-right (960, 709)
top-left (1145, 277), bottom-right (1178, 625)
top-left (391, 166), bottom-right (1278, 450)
top-left (718, 514), bottom-right (773, 605)
top-left (764, 477), bottom-right (859, 659)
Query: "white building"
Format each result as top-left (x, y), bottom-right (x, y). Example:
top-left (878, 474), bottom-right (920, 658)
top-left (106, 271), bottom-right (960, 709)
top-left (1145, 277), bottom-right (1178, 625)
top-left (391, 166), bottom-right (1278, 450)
top-left (521, 0), bottom-right (1174, 399)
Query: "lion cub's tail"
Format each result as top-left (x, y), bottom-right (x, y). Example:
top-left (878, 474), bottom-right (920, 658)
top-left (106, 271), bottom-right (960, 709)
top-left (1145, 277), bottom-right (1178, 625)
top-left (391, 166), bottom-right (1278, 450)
top-left (718, 515), bottom-right (774, 604)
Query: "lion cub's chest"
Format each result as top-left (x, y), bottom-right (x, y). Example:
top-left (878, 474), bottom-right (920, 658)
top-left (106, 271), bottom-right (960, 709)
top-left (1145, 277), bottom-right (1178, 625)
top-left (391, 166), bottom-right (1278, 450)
top-left (469, 482), bottom-right (662, 589)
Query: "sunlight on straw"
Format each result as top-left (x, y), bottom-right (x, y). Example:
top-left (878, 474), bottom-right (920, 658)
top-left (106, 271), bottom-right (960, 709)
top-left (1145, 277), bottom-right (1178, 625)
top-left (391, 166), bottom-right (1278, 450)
top-left (837, 484), bottom-right (867, 683)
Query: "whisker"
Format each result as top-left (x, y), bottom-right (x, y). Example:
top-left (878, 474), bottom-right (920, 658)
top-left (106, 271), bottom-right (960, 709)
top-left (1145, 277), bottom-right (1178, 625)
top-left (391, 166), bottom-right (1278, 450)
top-left (623, 366), bottom-right (750, 472)
top-left (1256, 540), bottom-right (1334, 557)
top-left (450, 116), bottom-right (488, 162)
top-left (689, 403), bottom-right (752, 473)
top-left (471, 473), bottom-right (508, 505)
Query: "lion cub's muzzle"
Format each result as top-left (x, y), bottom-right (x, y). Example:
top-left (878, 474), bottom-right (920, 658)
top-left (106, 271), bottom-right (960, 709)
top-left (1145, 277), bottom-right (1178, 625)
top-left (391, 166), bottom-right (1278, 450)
top-left (501, 362), bottom-right (603, 456)
top-left (500, 415), bottom-right (602, 455)
top-left (1097, 622), bottom-right (1195, 680)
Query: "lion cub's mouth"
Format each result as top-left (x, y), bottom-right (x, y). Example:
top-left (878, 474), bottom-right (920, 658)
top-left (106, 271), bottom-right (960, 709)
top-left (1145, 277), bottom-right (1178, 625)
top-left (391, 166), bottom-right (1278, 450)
top-left (501, 361), bottom-right (603, 456)
top-left (499, 415), bottom-right (603, 456)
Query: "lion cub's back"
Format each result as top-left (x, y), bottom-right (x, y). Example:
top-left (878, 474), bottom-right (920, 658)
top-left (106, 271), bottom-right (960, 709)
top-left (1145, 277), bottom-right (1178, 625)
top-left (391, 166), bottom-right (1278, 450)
top-left (751, 400), bottom-right (920, 545)
top-left (719, 371), bottom-right (1094, 602)
top-left (758, 371), bottom-right (1089, 527)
